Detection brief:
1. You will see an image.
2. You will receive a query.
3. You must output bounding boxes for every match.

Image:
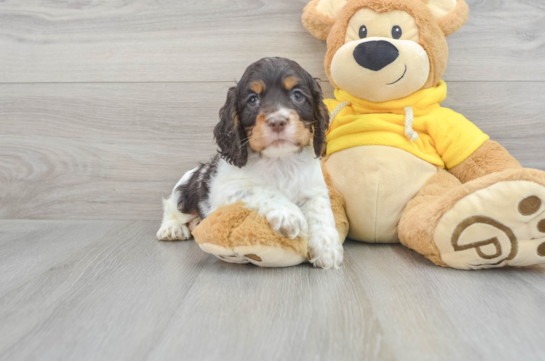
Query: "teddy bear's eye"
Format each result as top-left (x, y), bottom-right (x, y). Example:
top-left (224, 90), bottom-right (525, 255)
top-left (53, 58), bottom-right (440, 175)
top-left (392, 25), bottom-right (402, 39)
top-left (359, 25), bottom-right (368, 39)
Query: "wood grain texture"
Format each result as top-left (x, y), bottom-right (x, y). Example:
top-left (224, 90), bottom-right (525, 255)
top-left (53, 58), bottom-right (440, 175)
top-left (1, 81), bottom-right (544, 221)
top-left (0, 220), bottom-right (544, 361)
top-left (1, 0), bottom-right (545, 83)
top-left (1, 1), bottom-right (545, 360)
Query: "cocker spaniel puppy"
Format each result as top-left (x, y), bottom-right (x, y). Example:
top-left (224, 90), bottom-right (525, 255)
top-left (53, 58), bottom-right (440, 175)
top-left (157, 57), bottom-right (343, 269)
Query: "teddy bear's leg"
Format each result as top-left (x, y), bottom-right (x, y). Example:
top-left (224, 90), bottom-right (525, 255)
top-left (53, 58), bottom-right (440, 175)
top-left (398, 169), bottom-right (460, 267)
top-left (399, 168), bottom-right (545, 269)
top-left (197, 202), bottom-right (308, 268)
top-left (192, 202), bottom-right (308, 268)
top-left (199, 242), bottom-right (308, 267)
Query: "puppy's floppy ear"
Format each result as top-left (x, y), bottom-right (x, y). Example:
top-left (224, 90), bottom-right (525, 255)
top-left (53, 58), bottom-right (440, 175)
top-left (302, 0), bottom-right (348, 40)
top-left (425, 0), bottom-right (470, 36)
top-left (309, 78), bottom-right (329, 158)
top-left (214, 87), bottom-right (248, 168)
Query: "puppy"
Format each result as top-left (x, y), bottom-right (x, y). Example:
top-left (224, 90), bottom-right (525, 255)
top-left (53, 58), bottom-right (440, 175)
top-left (157, 57), bottom-right (343, 269)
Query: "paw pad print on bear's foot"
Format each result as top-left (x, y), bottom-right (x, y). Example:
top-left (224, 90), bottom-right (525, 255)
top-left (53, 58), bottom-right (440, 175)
top-left (434, 181), bottom-right (545, 270)
top-left (518, 196), bottom-right (545, 259)
top-left (216, 253), bottom-right (263, 264)
top-left (216, 254), bottom-right (250, 264)
top-left (519, 195), bottom-right (542, 215)
top-left (243, 254), bottom-right (262, 262)
top-left (198, 243), bottom-right (306, 268)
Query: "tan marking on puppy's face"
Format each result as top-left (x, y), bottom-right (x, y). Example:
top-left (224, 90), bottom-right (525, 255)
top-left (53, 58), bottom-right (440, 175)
top-left (283, 76), bottom-right (299, 90)
top-left (250, 80), bottom-right (266, 94)
top-left (247, 112), bottom-right (269, 152)
top-left (330, 9), bottom-right (430, 102)
top-left (291, 112), bottom-right (313, 148)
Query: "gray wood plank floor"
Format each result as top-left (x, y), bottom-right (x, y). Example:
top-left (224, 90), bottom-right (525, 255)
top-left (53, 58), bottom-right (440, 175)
top-left (1, 220), bottom-right (545, 361)
top-left (1, 0), bottom-right (545, 360)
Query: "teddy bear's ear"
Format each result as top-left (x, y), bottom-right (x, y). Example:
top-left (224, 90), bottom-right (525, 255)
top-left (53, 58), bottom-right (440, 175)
top-left (425, 0), bottom-right (470, 36)
top-left (302, 0), bottom-right (348, 40)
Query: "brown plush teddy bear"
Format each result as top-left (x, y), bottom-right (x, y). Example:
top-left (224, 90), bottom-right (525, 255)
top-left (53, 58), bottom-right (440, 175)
top-left (302, 0), bottom-right (545, 269)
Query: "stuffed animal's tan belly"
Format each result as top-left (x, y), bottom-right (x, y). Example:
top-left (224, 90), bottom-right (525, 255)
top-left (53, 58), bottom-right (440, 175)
top-left (325, 146), bottom-right (438, 243)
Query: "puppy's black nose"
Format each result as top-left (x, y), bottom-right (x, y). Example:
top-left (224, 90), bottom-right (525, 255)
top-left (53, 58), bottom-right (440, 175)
top-left (353, 40), bottom-right (399, 71)
top-left (267, 116), bottom-right (288, 133)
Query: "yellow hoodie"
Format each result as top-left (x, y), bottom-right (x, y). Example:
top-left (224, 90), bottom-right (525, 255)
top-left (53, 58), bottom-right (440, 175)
top-left (325, 81), bottom-right (490, 170)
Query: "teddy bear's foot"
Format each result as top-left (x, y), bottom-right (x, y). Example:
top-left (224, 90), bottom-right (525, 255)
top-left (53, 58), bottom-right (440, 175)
top-left (434, 180), bottom-right (545, 270)
top-left (198, 243), bottom-right (307, 268)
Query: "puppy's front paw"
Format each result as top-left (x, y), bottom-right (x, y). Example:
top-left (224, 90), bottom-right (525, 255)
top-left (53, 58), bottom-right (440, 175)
top-left (308, 229), bottom-right (344, 269)
top-left (265, 206), bottom-right (308, 239)
top-left (156, 220), bottom-right (191, 241)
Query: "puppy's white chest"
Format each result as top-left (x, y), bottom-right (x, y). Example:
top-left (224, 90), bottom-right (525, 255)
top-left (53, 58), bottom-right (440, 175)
top-left (250, 152), bottom-right (320, 201)
top-left (209, 148), bottom-right (324, 213)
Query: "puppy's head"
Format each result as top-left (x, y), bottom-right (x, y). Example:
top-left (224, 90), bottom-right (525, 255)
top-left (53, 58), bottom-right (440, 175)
top-left (214, 57), bottom-right (329, 167)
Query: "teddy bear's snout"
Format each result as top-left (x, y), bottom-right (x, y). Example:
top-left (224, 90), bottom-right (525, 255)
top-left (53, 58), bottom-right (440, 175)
top-left (353, 40), bottom-right (399, 71)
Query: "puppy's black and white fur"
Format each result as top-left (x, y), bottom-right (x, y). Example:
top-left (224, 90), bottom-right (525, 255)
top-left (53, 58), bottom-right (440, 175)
top-left (157, 57), bottom-right (343, 269)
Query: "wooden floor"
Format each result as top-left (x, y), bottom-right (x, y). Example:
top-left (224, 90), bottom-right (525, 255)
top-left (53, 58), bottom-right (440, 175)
top-left (1, 0), bottom-right (545, 360)
top-left (1, 220), bottom-right (545, 361)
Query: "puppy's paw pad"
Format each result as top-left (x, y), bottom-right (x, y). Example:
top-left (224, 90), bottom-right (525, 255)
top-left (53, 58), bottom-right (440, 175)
top-left (156, 221), bottom-right (191, 241)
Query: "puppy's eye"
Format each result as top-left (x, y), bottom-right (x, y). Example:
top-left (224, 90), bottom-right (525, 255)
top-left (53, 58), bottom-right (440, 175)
top-left (248, 95), bottom-right (258, 105)
top-left (292, 90), bottom-right (304, 102)
top-left (392, 25), bottom-right (402, 39)
top-left (359, 25), bottom-right (368, 39)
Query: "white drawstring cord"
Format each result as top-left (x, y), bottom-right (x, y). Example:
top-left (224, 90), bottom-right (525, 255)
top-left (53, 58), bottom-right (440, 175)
top-left (404, 106), bottom-right (419, 142)
top-left (328, 102), bottom-right (419, 142)
top-left (329, 101), bottom-right (351, 124)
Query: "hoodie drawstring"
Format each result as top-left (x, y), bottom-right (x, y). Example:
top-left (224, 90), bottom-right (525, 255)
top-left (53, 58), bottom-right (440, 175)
top-left (404, 106), bottom-right (419, 142)
top-left (328, 102), bottom-right (419, 142)
top-left (329, 101), bottom-right (351, 124)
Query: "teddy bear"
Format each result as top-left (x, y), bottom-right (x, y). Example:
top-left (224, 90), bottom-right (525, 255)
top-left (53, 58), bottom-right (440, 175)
top-left (193, 0), bottom-right (545, 270)
top-left (301, 0), bottom-right (545, 269)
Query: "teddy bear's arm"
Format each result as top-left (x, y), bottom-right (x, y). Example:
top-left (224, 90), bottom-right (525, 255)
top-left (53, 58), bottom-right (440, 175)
top-left (448, 140), bottom-right (522, 183)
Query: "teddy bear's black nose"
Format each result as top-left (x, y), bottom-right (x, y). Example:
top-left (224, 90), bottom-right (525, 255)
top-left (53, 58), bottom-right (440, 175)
top-left (353, 40), bottom-right (400, 71)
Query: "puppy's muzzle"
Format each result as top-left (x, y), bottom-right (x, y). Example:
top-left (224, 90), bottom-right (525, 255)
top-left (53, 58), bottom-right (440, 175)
top-left (266, 114), bottom-right (289, 133)
top-left (353, 40), bottom-right (399, 71)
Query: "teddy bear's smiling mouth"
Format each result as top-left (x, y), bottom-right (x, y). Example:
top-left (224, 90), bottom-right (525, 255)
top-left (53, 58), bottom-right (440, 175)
top-left (387, 65), bottom-right (407, 85)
